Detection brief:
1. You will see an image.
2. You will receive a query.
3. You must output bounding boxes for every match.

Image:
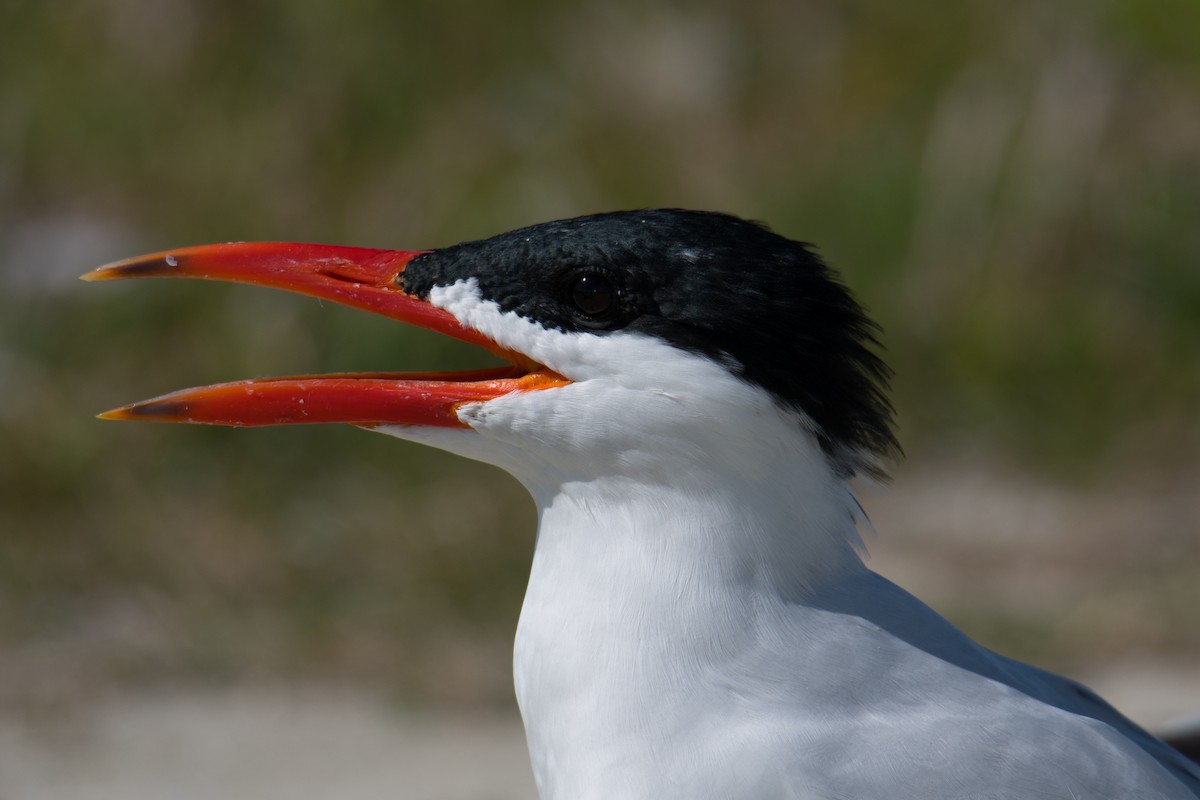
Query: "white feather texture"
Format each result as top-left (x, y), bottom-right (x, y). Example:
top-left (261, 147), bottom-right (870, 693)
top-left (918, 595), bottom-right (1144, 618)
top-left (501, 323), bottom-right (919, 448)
top-left (378, 281), bottom-right (1200, 799)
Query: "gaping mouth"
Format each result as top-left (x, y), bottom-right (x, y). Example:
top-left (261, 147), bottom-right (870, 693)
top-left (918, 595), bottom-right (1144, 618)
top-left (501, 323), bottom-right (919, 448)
top-left (83, 242), bottom-right (570, 428)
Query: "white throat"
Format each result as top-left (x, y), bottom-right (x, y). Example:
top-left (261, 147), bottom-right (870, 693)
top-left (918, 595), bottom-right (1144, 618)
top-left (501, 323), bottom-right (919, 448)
top-left (390, 404), bottom-right (865, 798)
top-left (508, 429), bottom-right (864, 797)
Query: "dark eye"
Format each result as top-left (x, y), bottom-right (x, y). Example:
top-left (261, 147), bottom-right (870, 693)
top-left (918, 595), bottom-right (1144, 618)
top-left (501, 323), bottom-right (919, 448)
top-left (570, 273), bottom-right (616, 317)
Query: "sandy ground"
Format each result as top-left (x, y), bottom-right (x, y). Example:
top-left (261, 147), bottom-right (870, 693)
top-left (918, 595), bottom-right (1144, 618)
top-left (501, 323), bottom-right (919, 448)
top-left (0, 688), bottom-right (537, 800)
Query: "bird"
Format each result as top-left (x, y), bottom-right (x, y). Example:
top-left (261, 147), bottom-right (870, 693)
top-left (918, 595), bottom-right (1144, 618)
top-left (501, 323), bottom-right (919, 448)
top-left (85, 209), bottom-right (1200, 799)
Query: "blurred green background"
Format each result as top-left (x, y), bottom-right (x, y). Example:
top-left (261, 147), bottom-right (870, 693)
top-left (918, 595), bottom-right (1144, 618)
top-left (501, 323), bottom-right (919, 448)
top-left (1, 0), bottom-right (1198, 710)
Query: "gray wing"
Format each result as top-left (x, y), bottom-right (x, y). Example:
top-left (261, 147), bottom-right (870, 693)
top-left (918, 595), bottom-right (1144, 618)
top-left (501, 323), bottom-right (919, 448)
top-left (1007, 659), bottom-right (1200, 794)
top-left (781, 705), bottom-right (1199, 800)
top-left (778, 570), bottom-right (1200, 798)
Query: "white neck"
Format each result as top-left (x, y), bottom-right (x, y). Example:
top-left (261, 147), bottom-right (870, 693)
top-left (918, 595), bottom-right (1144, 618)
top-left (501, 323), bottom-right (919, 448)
top-left (512, 436), bottom-right (865, 799)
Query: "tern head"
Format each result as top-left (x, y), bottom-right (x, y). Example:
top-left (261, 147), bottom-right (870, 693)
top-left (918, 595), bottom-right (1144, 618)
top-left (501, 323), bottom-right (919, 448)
top-left (86, 210), bottom-right (898, 489)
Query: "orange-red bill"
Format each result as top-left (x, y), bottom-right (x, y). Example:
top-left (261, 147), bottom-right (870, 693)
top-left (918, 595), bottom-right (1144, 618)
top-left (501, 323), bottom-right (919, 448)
top-left (86, 241), bottom-right (570, 428)
top-left (97, 368), bottom-right (571, 428)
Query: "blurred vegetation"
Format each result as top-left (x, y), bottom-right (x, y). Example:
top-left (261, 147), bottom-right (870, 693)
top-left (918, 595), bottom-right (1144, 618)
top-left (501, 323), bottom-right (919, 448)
top-left (1, 0), bottom-right (1198, 705)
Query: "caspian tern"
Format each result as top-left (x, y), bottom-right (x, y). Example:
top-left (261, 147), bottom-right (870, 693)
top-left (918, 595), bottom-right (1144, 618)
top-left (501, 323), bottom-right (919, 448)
top-left (87, 210), bottom-right (1200, 799)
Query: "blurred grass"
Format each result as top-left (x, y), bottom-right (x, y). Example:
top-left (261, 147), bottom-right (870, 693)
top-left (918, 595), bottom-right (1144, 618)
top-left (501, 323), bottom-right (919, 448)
top-left (1, 0), bottom-right (1198, 705)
